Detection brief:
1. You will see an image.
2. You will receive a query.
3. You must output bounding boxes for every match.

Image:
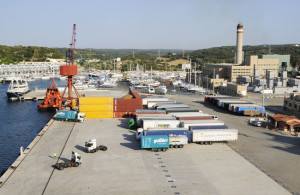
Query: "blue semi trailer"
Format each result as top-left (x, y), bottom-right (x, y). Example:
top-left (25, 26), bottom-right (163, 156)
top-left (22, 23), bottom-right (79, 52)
top-left (56, 110), bottom-right (85, 122)
top-left (136, 128), bottom-right (191, 142)
top-left (141, 135), bottom-right (169, 152)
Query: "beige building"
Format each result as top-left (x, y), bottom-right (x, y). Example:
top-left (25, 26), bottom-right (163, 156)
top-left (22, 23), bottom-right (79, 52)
top-left (203, 55), bottom-right (279, 83)
top-left (283, 93), bottom-right (300, 112)
top-left (219, 82), bottom-right (247, 96)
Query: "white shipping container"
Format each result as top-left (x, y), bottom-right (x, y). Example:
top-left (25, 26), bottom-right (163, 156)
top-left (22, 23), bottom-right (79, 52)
top-left (147, 101), bottom-right (176, 109)
top-left (181, 120), bottom-right (224, 128)
top-left (169, 135), bottom-right (188, 146)
top-left (136, 114), bottom-right (174, 126)
top-left (192, 129), bottom-right (238, 142)
top-left (142, 98), bottom-right (169, 106)
top-left (142, 119), bottom-right (181, 130)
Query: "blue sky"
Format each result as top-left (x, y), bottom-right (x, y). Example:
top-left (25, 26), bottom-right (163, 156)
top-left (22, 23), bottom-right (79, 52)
top-left (0, 0), bottom-right (299, 50)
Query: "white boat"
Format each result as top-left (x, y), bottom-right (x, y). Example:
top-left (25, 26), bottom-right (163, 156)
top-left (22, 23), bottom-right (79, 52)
top-left (41, 75), bottom-right (50, 80)
top-left (148, 85), bottom-right (155, 94)
top-left (157, 85), bottom-right (168, 94)
top-left (7, 79), bottom-right (30, 100)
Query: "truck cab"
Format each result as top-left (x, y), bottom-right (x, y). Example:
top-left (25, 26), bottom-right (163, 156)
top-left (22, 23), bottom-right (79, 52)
top-left (85, 139), bottom-right (96, 152)
top-left (77, 112), bottom-right (85, 122)
top-left (136, 128), bottom-right (144, 140)
top-left (72, 151), bottom-right (82, 163)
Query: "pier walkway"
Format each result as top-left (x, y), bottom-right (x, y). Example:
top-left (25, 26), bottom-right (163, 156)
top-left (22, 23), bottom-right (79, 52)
top-left (0, 118), bottom-right (289, 194)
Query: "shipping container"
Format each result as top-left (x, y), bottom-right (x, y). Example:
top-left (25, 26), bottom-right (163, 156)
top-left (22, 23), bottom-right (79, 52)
top-left (147, 101), bottom-right (176, 109)
top-left (156, 104), bottom-right (189, 110)
top-left (224, 102), bottom-right (253, 110)
top-left (139, 128), bottom-right (191, 142)
top-left (142, 97), bottom-right (169, 106)
top-left (79, 97), bottom-right (113, 105)
top-left (235, 106), bottom-right (265, 114)
top-left (177, 116), bottom-right (216, 120)
top-left (165, 107), bottom-right (199, 113)
top-left (229, 103), bottom-right (259, 112)
top-left (141, 135), bottom-right (169, 150)
top-left (204, 95), bottom-right (230, 102)
top-left (84, 111), bottom-right (114, 118)
top-left (191, 129), bottom-right (238, 142)
top-left (56, 110), bottom-right (78, 120)
top-left (180, 120), bottom-right (224, 128)
top-left (142, 119), bottom-right (180, 130)
top-left (171, 112), bottom-right (205, 117)
top-left (169, 135), bottom-right (188, 148)
top-left (114, 105), bottom-right (142, 112)
top-left (114, 112), bottom-right (135, 118)
top-left (189, 125), bottom-right (228, 130)
top-left (217, 100), bottom-right (247, 108)
top-left (135, 109), bottom-right (166, 114)
top-left (114, 98), bottom-right (142, 106)
top-left (136, 114), bottom-right (174, 127)
top-left (79, 104), bottom-right (113, 112)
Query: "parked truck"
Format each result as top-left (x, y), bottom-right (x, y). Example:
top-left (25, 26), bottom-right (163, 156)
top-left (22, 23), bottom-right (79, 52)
top-left (136, 128), bottom-right (190, 141)
top-left (85, 139), bottom-right (107, 153)
top-left (142, 119), bottom-right (180, 130)
top-left (169, 135), bottom-right (188, 148)
top-left (55, 151), bottom-right (82, 170)
top-left (180, 120), bottom-right (225, 128)
top-left (141, 135), bottom-right (169, 152)
top-left (56, 110), bottom-right (85, 122)
top-left (191, 129), bottom-right (238, 144)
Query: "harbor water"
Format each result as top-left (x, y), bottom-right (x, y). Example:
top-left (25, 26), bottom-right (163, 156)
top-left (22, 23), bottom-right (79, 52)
top-left (0, 79), bottom-right (67, 174)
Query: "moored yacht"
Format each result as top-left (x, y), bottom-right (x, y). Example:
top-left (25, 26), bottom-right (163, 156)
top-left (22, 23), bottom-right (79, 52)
top-left (6, 79), bottom-right (30, 100)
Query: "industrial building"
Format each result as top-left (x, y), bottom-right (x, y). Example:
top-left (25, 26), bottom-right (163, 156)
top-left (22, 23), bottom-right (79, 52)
top-left (202, 23), bottom-right (288, 83)
top-left (218, 82), bottom-right (247, 96)
top-left (283, 93), bottom-right (300, 112)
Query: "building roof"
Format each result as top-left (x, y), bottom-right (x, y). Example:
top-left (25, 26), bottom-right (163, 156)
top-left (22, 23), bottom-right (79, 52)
top-left (271, 114), bottom-right (300, 126)
top-left (270, 114), bottom-right (298, 122)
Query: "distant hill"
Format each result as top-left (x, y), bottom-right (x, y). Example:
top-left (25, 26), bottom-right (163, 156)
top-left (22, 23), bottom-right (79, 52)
top-left (1, 44), bottom-right (300, 70)
top-left (183, 44), bottom-right (300, 67)
top-left (0, 45), bottom-right (63, 64)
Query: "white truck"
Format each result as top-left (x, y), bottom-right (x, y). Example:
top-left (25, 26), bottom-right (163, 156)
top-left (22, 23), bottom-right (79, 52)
top-left (135, 114), bottom-right (174, 127)
top-left (191, 129), bottom-right (238, 144)
top-left (180, 120), bottom-right (224, 128)
top-left (55, 151), bottom-right (82, 170)
top-left (142, 119), bottom-right (181, 130)
top-left (169, 135), bottom-right (188, 148)
top-left (85, 139), bottom-right (108, 153)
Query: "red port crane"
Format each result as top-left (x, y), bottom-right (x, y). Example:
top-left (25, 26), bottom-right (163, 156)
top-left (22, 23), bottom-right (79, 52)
top-left (59, 24), bottom-right (81, 110)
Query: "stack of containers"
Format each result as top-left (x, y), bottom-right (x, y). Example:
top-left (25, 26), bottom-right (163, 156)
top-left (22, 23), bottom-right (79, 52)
top-left (114, 88), bottom-right (143, 118)
top-left (79, 97), bottom-right (113, 118)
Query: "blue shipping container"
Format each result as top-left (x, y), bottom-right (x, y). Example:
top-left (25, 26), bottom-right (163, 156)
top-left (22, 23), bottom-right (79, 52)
top-left (235, 106), bottom-right (265, 114)
top-left (190, 125), bottom-right (228, 130)
top-left (141, 135), bottom-right (169, 149)
top-left (56, 110), bottom-right (78, 120)
top-left (143, 130), bottom-right (191, 142)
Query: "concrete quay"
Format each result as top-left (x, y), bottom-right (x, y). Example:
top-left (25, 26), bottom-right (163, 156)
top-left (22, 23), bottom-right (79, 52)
top-left (0, 117), bottom-right (289, 194)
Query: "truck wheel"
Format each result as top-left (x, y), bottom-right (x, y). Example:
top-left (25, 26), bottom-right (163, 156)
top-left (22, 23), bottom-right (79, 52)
top-left (179, 145), bottom-right (184, 148)
top-left (74, 162), bottom-right (79, 167)
top-left (209, 142), bottom-right (212, 145)
top-left (100, 146), bottom-right (107, 151)
top-left (59, 165), bottom-right (64, 170)
top-left (162, 148), bottom-right (167, 152)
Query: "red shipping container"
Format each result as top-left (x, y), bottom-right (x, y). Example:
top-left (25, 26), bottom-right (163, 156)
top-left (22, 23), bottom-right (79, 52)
top-left (114, 105), bottom-right (142, 112)
top-left (60, 65), bottom-right (78, 76)
top-left (114, 99), bottom-right (142, 106)
top-left (114, 112), bottom-right (135, 118)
